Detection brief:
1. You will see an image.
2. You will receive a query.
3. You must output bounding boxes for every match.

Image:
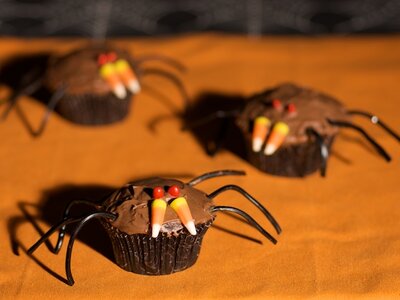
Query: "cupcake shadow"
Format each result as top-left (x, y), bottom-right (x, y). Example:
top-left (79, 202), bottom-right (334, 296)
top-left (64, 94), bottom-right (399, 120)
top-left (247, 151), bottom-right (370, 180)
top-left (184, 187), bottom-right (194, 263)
top-left (7, 184), bottom-right (117, 284)
top-left (148, 91), bottom-right (248, 159)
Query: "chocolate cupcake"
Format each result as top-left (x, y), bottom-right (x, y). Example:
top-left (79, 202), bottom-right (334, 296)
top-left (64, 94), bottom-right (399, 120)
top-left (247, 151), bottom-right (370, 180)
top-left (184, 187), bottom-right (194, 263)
top-left (28, 170), bottom-right (281, 285)
top-left (235, 83), bottom-right (396, 177)
top-left (44, 46), bottom-right (137, 125)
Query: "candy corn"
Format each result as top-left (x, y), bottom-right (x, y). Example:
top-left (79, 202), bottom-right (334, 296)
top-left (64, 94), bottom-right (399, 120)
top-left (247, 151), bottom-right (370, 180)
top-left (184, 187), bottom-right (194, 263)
top-left (170, 197), bottom-right (196, 235)
top-left (115, 59), bottom-right (141, 94)
top-left (151, 199), bottom-right (167, 238)
top-left (99, 62), bottom-right (127, 99)
top-left (264, 122), bottom-right (289, 155)
top-left (252, 116), bottom-right (271, 152)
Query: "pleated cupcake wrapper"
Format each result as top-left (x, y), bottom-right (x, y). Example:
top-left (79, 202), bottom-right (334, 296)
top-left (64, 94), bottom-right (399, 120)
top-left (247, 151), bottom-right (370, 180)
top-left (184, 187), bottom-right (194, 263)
top-left (101, 220), bottom-right (213, 275)
top-left (246, 136), bottom-right (335, 177)
top-left (55, 92), bottom-right (131, 125)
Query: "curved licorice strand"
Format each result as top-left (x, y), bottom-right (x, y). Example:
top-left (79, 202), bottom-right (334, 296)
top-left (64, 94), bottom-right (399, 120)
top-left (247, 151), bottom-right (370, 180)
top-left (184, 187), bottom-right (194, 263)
top-left (188, 170), bottom-right (246, 186)
top-left (1, 77), bottom-right (43, 121)
top-left (306, 128), bottom-right (329, 177)
top-left (55, 200), bottom-right (100, 254)
top-left (135, 55), bottom-right (186, 73)
top-left (348, 110), bottom-right (400, 142)
top-left (210, 206), bottom-right (277, 245)
top-left (182, 109), bottom-right (240, 130)
top-left (65, 212), bottom-right (116, 286)
top-left (32, 86), bottom-right (65, 137)
top-left (208, 185), bottom-right (281, 234)
top-left (328, 119), bottom-right (391, 162)
top-left (27, 217), bottom-right (84, 255)
top-left (141, 68), bottom-right (190, 111)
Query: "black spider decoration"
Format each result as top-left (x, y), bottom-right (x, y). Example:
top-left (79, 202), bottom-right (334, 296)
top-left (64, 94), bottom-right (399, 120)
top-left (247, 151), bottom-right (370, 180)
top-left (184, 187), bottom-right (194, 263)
top-left (185, 84), bottom-right (399, 177)
top-left (27, 170), bottom-right (281, 285)
top-left (0, 44), bottom-right (189, 137)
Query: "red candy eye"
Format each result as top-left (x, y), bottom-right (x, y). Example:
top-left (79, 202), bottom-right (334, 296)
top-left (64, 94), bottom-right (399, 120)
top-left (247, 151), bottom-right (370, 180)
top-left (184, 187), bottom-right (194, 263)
top-left (272, 99), bottom-right (283, 110)
top-left (107, 52), bottom-right (118, 62)
top-left (168, 185), bottom-right (180, 197)
top-left (153, 186), bottom-right (164, 199)
top-left (97, 54), bottom-right (108, 66)
top-left (287, 103), bottom-right (296, 113)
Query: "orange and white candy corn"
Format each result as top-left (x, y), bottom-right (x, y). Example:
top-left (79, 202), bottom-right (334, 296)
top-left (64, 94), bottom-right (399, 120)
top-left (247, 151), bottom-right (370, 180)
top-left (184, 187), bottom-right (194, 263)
top-left (264, 122), bottom-right (289, 155)
top-left (151, 199), bottom-right (167, 238)
top-left (252, 116), bottom-right (271, 152)
top-left (99, 62), bottom-right (127, 99)
top-left (115, 59), bottom-right (141, 94)
top-left (170, 196), bottom-right (196, 235)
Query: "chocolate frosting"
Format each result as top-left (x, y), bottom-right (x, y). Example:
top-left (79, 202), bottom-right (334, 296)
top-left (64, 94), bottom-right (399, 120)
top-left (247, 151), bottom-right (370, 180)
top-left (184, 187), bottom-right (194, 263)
top-left (44, 46), bottom-right (133, 95)
top-left (236, 83), bottom-right (350, 145)
top-left (102, 178), bottom-right (215, 235)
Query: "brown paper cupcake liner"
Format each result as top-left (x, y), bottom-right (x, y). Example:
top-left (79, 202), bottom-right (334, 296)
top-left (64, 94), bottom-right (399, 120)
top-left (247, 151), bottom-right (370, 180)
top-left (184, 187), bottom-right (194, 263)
top-left (246, 136), bottom-right (335, 177)
top-left (55, 93), bottom-right (131, 125)
top-left (101, 220), bottom-right (213, 275)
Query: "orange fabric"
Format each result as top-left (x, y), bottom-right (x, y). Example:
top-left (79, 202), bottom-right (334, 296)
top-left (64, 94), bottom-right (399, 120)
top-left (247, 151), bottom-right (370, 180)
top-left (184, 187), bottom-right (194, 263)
top-left (0, 34), bottom-right (400, 299)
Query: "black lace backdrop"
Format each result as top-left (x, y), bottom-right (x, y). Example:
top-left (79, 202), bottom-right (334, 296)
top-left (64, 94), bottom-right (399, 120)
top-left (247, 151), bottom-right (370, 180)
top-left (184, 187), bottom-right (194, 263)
top-left (0, 0), bottom-right (399, 37)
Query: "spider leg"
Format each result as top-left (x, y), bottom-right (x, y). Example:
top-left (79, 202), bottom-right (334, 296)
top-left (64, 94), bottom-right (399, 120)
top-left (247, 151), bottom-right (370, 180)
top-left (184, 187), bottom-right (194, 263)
top-left (207, 117), bottom-right (230, 156)
top-left (208, 185), bottom-right (281, 234)
top-left (348, 110), bottom-right (400, 142)
top-left (210, 206), bottom-right (277, 244)
top-left (140, 67), bottom-right (190, 111)
top-left (328, 119), bottom-right (391, 162)
top-left (55, 200), bottom-right (100, 254)
top-left (12, 85), bottom-right (65, 137)
top-left (306, 128), bottom-right (329, 177)
top-left (27, 216), bottom-right (84, 255)
top-left (188, 170), bottom-right (245, 186)
top-left (30, 86), bottom-right (65, 137)
top-left (1, 77), bottom-right (42, 121)
top-left (135, 55), bottom-right (186, 73)
top-left (65, 211), bottom-right (116, 286)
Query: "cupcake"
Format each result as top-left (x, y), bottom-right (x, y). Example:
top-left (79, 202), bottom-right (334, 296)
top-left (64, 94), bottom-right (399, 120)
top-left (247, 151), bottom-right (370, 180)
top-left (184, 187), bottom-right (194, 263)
top-left (28, 170), bottom-right (281, 285)
top-left (44, 45), bottom-right (138, 125)
top-left (100, 178), bottom-right (214, 275)
top-left (235, 83), bottom-right (395, 177)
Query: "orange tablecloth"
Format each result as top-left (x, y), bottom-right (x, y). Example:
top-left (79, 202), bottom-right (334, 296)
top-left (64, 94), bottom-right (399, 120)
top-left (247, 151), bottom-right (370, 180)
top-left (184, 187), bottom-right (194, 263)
top-left (1, 34), bottom-right (399, 299)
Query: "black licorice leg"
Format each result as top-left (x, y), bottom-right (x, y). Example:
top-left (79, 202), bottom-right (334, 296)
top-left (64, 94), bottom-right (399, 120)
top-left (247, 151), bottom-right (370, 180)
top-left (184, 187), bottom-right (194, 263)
top-left (1, 77), bottom-right (43, 121)
top-left (208, 185), bottom-right (281, 234)
top-left (348, 110), bottom-right (400, 142)
top-left (27, 217), bottom-right (84, 255)
top-left (188, 170), bottom-right (246, 186)
top-left (208, 117), bottom-right (230, 156)
top-left (328, 119), bottom-right (391, 162)
top-left (210, 206), bottom-right (277, 245)
top-left (141, 68), bottom-right (190, 111)
top-left (31, 86), bottom-right (65, 137)
top-left (65, 212), bottom-right (116, 286)
top-left (55, 201), bottom-right (100, 254)
top-left (182, 110), bottom-right (240, 130)
top-left (306, 128), bottom-right (329, 177)
top-left (135, 55), bottom-right (186, 72)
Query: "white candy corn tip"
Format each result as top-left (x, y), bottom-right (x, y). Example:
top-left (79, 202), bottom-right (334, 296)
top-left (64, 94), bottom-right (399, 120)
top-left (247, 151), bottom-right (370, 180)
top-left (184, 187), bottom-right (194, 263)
top-left (252, 138), bottom-right (264, 152)
top-left (264, 144), bottom-right (277, 156)
top-left (114, 84), bottom-right (127, 99)
top-left (185, 220), bottom-right (197, 235)
top-left (128, 80), bottom-right (141, 94)
top-left (152, 224), bottom-right (161, 238)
